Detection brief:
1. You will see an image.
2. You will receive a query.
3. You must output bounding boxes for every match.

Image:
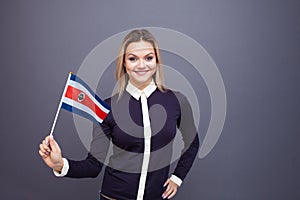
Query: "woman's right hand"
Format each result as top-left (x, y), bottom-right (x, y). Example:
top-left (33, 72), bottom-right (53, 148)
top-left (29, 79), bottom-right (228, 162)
top-left (39, 135), bottom-right (64, 172)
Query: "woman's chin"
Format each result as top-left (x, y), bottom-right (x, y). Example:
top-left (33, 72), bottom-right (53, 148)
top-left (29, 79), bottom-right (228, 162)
top-left (130, 77), bottom-right (152, 88)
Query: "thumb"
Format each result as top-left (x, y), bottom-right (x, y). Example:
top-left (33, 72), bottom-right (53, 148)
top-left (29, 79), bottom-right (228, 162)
top-left (164, 179), bottom-right (170, 187)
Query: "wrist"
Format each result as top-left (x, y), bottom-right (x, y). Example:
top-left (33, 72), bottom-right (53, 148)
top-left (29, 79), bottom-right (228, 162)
top-left (170, 174), bottom-right (182, 187)
top-left (53, 158), bottom-right (64, 172)
top-left (53, 158), bottom-right (69, 177)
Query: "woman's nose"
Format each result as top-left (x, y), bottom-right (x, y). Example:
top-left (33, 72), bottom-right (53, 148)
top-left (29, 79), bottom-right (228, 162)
top-left (138, 59), bottom-right (146, 68)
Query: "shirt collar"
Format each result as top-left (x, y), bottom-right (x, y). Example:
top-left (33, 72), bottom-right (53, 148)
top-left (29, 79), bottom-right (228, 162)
top-left (126, 80), bottom-right (157, 100)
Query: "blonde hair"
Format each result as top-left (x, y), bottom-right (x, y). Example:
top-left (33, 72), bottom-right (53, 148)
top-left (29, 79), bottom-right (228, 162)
top-left (115, 29), bottom-right (166, 97)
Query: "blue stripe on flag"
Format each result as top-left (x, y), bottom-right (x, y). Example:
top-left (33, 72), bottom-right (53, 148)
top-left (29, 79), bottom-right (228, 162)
top-left (61, 102), bottom-right (102, 124)
top-left (70, 74), bottom-right (110, 110)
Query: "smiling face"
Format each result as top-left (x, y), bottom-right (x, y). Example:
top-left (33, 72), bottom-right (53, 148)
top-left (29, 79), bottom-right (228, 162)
top-left (124, 41), bottom-right (157, 90)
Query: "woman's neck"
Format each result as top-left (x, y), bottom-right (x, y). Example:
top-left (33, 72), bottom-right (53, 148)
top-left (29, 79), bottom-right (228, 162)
top-left (129, 79), bottom-right (152, 90)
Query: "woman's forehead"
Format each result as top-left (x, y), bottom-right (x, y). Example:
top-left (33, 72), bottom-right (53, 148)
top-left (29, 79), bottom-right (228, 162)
top-left (126, 41), bottom-right (155, 54)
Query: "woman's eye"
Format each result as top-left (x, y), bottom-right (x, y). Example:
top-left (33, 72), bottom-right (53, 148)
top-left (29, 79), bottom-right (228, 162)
top-left (145, 56), bottom-right (153, 61)
top-left (129, 57), bottom-right (136, 62)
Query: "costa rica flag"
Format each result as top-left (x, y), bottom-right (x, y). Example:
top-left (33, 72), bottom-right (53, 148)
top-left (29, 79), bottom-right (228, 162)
top-left (60, 72), bottom-right (110, 124)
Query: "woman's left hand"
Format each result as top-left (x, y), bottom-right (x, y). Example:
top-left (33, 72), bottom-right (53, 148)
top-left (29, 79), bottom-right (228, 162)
top-left (162, 179), bottom-right (179, 199)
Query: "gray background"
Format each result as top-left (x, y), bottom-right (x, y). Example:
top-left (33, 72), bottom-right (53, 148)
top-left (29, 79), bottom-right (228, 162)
top-left (1, 0), bottom-right (299, 199)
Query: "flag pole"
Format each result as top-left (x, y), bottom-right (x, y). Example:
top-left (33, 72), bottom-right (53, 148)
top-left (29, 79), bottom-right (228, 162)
top-left (49, 72), bottom-right (73, 137)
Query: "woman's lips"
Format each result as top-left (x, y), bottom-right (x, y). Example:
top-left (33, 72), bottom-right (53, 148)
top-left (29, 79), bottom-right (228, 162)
top-left (134, 70), bottom-right (149, 75)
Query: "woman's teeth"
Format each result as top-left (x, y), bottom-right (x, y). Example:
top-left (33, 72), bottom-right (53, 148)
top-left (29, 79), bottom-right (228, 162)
top-left (135, 70), bottom-right (148, 75)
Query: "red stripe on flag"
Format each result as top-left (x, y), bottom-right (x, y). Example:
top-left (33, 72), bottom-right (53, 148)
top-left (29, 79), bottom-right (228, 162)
top-left (65, 85), bottom-right (108, 120)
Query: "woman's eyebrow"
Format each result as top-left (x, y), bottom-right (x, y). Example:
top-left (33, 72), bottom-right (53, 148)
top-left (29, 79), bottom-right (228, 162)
top-left (145, 52), bottom-right (154, 56)
top-left (126, 53), bottom-right (136, 57)
top-left (126, 52), bottom-right (154, 57)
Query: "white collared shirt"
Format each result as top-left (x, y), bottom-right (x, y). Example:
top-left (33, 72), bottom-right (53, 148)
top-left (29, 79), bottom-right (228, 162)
top-left (125, 80), bottom-right (157, 100)
top-left (126, 80), bottom-right (182, 200)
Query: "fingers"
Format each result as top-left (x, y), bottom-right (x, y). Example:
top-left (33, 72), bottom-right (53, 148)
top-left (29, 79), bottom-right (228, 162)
top-left (166, 188), bottom-right (177, 199)
top-left (162, 179), bottom-right (178, 199)
top-left (39, 137), bottom-right (51, 156)
top-left (38, 135), bottom-right (60, 158)
top-left (39, 149), bottom-right (48, 158)
top-left (163, 179), bottom-right (170, 189)
top-left (48, 136), bottom-right (60, 153)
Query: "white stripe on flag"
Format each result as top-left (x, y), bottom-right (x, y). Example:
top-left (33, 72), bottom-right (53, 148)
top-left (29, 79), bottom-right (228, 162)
top-left (68, 80), bottom-right (110, 114)
top-left (62, 97), bottom-right (104, 123)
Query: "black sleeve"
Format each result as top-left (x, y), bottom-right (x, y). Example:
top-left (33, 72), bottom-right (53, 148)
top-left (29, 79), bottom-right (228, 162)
top-left (66, 114), bottom-right (112, 178)
top-left (173, 93), bottom-right (200, 181)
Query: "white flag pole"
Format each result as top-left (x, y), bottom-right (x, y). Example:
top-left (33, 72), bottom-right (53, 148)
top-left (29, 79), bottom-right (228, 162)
top-left (49, 72), bottom-right (73, 137)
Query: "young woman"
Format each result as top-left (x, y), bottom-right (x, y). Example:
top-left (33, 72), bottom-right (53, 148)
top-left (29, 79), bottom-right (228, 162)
top-left (39, 29), bottom-right (199, 200)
